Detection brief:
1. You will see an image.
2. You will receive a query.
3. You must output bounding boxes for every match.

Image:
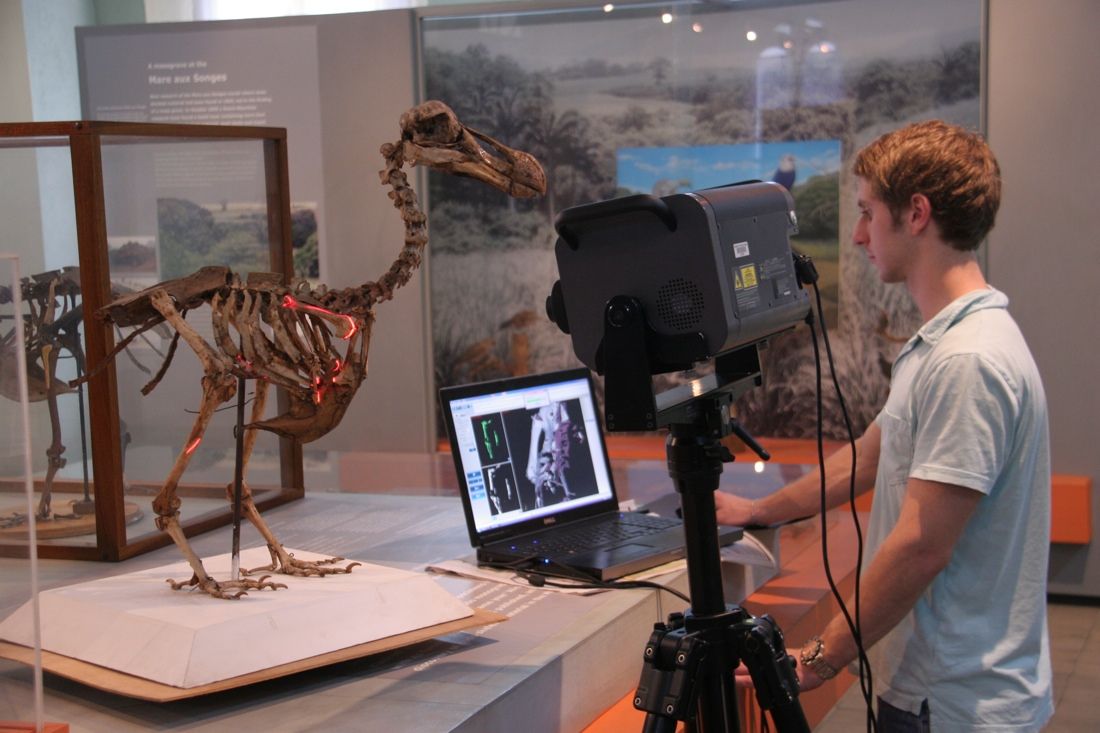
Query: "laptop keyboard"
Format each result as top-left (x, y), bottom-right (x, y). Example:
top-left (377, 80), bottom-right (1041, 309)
top-left (511, 512), bottom-right (680, 557)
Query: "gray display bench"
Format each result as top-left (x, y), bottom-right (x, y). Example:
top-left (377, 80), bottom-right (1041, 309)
top-left (0, 489), bottom-right (776, 733)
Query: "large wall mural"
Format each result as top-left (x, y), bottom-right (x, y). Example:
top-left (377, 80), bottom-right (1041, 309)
top-left (422, 0), bottom-right (981, 440)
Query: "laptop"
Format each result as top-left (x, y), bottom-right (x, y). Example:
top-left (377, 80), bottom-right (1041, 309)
top-left (439, 368), bottom-right (742, 581)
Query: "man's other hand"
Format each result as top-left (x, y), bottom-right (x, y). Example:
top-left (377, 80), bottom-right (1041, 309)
top-left (714, 491), bottom-right (755, 526)
top-left (733, 655), bottom-right (825, 694)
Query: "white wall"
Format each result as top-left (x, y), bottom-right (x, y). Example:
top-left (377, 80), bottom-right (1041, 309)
top-left (307, 10), bottom-right (428, 453)
top-left (21, 1), bottom-right (96, 274)
top-left (987, 0), bottom-right (1100, 595)
top-left (0, 0), bottom-right (44, 270)
top-left (22, 0), bottom-right (95, 119)
top-left (0, 2), bottom-right (32, 122)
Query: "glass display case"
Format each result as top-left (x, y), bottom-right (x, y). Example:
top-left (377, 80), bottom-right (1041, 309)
top-left (0, 121), bottom-right (303, 561)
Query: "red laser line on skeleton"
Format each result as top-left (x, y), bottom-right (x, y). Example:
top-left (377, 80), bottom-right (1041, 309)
top-left (280, 295), bottom-right (359, 339)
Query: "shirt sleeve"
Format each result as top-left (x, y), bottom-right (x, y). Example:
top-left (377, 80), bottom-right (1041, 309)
top-left (908, 352), bottom-right (1018, 495)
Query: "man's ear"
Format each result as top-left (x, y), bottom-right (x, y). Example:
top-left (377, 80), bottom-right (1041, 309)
top-left (907, 193), bottom-right (933, 235)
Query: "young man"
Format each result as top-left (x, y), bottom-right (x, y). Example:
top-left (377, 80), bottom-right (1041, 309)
top-left (716, 120), bottom-right (1053, 731)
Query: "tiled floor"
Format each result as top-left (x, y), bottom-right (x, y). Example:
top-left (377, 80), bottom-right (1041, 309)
top-left (815, 600), bottom-right (1100, 732)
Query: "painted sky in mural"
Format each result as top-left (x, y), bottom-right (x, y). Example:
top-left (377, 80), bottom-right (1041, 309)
top-left (618, 140), bottom-right (841, 196)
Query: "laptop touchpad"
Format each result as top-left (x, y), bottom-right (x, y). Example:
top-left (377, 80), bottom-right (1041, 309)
top-left (612, 543), bottom-right (653, 554)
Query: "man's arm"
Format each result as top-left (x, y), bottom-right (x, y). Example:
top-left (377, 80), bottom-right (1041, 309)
top-left (715, 421), bottom-right (882, 526)
top-left (798, 477), bottom-right (983, 690)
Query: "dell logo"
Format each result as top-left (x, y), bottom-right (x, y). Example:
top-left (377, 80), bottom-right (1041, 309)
top-left (543, 517), bottom-right (557, 526)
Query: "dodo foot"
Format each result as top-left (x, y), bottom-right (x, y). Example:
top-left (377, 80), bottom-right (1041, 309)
top-left (166, 573), bottom-right (288, 600)
top-left (243, 550), bottom-right (362, 578)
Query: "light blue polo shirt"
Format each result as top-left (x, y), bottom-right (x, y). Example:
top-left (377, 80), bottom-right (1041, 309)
top-left (866, 287), bottom-right (1053, 731)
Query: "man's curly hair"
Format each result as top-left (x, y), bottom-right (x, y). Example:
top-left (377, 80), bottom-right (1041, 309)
top-left (854, 120), bottom-right (1001, 251)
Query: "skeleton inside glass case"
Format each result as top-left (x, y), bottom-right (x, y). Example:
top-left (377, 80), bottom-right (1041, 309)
top-left (0, 268), bottom-right (108, 534)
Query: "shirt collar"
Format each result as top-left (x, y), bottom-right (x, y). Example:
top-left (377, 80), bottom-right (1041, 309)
top-left (897, 286), bottom-right (1009, 359)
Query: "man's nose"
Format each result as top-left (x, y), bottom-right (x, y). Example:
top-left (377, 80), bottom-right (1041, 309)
top-left (852, 222), bottom-right (868, 248)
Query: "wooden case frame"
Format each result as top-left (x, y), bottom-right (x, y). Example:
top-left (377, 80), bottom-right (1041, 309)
top-left (0, 121), bottom-right (304, 561)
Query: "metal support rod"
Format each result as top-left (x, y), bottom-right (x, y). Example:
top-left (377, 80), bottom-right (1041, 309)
top-left (230, 372), bottom-right (246, 581)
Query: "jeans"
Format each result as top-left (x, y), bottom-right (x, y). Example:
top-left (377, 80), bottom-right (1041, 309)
top-left (878, 697), bottom-right (931, 733)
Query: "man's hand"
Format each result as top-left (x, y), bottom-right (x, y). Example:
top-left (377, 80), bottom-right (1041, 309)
top-left (733, 654), bottom-right (826, 693)
top-left (714, 491), bottom-right (755, 526)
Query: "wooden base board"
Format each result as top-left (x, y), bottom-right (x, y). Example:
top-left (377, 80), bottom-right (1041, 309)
top-left (0, 606), bottom-right (503, 702)
top-left (0, 503), bottom-right (143, 539)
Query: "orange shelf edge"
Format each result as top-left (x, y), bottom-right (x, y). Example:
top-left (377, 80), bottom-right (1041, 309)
top-left (0, 723), bottom-right (69, 733)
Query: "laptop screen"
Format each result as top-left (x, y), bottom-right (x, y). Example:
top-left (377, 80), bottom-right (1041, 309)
top-left (441, 369), bottom-right (616, 537)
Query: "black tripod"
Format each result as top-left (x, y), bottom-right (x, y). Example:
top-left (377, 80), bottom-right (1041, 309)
top-left (630, 367), bottom-right (810, 733)
top-left (563, 291), bottom-right (810, 732)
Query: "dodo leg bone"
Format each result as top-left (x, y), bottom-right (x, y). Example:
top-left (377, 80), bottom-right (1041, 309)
top-left (233, 379), bottom-right (360, 577)
top-left (146, 289), bottom-right (285, 599)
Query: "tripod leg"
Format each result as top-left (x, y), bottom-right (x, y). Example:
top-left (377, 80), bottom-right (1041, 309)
top-left (641, 714), bottom-right (679, 733)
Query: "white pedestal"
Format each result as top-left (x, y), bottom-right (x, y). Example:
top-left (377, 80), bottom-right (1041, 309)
top-left (0, 548), bottom-right (473, 689)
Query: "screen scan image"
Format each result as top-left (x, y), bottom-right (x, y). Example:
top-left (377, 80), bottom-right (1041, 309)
top-left (446, 375), bottom-right (613, 534)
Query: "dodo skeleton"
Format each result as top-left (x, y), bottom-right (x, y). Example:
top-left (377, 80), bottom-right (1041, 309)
top-left (80, 101), bottom-right (545, 599)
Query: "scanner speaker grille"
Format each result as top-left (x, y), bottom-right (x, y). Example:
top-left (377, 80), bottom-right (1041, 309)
top-left (656, 278), bottom-right (704, 331)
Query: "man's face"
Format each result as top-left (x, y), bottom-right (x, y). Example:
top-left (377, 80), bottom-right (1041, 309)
top-left (852, 178), bottom-right (913, 284)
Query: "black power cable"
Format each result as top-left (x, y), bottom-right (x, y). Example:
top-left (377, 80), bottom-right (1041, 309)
top-left (478, 556), bottom-right (692, 603)
top-left (795, 254), bottom-right (877, 731)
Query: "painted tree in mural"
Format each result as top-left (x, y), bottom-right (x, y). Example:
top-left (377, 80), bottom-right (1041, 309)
top-left (527, 107), bottom-right (606, 224)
